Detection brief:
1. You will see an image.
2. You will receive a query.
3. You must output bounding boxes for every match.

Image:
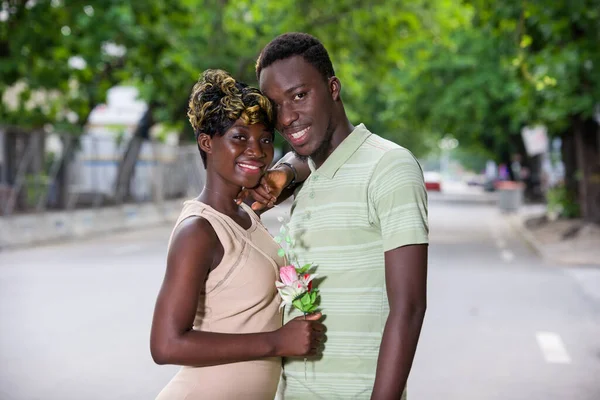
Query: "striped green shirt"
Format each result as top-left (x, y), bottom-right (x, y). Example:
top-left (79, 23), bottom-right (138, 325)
top-left (282, 124), bottom-right (428, 399)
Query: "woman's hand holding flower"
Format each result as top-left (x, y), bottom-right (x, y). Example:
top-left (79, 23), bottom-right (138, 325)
top-left (271, 312), bottom-right (325, 357)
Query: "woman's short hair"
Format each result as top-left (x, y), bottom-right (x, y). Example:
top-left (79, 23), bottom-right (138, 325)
top-left (187, 69), bottom-right (274, 166)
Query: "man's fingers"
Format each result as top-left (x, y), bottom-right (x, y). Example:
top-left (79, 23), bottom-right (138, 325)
top-left (262, 182), bottom-right (272, 194)
top-left (235, 188), bottom-right (249, 205)
top-left (254, 185), bottom-right (277, 203)
top-left (251, 201), bottom-right (268, 211)
top-left (251, 190), bottom-right (272, 206)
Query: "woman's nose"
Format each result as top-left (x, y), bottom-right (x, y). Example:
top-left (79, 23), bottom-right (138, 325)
top-left (245, 139), bottom-right (265, 158)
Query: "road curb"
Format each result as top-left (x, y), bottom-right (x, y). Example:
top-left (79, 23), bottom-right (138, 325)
top-left (508, 214), bottom-right (546, 259)
top-left (508, 213), bottom-right (600, 267)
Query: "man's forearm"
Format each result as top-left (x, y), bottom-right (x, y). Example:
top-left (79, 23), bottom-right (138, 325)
top-left (371, 307), bottom-right (426, 399)
top-left (274, 151), bottom-right (311, 184)
top-left (269, 152), bottom-right (311, 205)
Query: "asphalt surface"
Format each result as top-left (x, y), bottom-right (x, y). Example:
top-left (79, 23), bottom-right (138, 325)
top-left (1, 191), bottom-right (599, 400)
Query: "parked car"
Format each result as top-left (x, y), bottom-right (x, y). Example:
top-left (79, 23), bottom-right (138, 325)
top-left (423, 171), bottom-right (442, 191)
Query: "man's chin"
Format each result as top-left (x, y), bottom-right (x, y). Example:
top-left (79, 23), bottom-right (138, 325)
top-left (287, 141), bottom-right (311, 161)
top-left (292, 150), bottom-right (309, 162)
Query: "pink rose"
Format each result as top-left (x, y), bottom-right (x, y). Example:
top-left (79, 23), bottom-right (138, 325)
top-left (279, 265), bottom-right (298, 286)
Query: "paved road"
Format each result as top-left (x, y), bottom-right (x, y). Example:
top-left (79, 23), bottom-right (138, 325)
top-left (1, 194), bottom-right (599, 400)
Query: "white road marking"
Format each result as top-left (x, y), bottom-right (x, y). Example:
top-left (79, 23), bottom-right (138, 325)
top-left (500, 249), bottom-right (514, 262)
top-left (536, 332), bottom-right (572, 364)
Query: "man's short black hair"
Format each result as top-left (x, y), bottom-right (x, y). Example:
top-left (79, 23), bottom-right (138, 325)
top-left (256, 32), bottom-right (335, 82)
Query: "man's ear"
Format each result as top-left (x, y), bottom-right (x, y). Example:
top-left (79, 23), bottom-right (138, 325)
top-left (197, 133), bottom-right (212, 154)
top-left (329, 77), bottom-right (341, 101)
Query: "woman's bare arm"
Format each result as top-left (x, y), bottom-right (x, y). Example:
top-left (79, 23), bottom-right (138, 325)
top-left (150, 217), bottom-right (323, 367)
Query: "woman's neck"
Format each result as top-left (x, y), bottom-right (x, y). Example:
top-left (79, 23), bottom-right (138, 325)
top-left (197, 180), bottom-right (241, 215)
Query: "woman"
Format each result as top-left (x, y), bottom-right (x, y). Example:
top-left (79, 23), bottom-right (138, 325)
top-left (150, 70), bottom-right (324, 400)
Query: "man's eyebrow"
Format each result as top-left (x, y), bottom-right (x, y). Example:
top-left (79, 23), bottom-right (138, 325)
top-left (284, 84), bottom-right (307, 94)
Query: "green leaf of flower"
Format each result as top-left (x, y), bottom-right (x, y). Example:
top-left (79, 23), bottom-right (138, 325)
top-left (297, 263), bottom-right (312, 274)
top-left (301, 293), bottom-right (311, 306)
top-left (292, 299), bottom-right (303, 310)
top-left (274, 236), bottom-right (282, 243)
top-left (277, 248), bottom-right (285, 257)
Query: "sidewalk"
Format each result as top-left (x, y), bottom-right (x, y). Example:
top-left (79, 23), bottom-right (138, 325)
top-left (509, 204), bottom-right (600, 267)
top-left (0, 199), bottom-right (185, 251)
top-left (0, 198), bottom-right (294, 252)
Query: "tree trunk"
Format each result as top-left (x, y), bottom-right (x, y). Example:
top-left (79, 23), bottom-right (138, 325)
top-left (574, 117), bottom-right (600, 223)
top-left (114, 107), bottom-right (154, 203)
top-left (561, 130), bottom-right (578, 196)
top-left (55, 136), bottom-right (73, 209)
top-left (3, 129), bottom-right (17, 185)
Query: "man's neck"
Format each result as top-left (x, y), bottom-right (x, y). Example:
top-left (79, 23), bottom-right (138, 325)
top-left (312, 119), bottom-right (355, 169)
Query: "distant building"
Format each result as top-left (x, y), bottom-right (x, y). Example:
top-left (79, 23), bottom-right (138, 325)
top-left (72, 86), bottom-right (181, 201)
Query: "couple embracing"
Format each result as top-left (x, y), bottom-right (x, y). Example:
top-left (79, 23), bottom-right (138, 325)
top-left (150, 32), bottom-right (429, 400)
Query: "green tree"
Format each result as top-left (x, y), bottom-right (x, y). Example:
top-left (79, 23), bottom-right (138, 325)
top-left (513, 0), bottom-right (600, 221)
top-left (403, 0), bottom-right (600, 221)
top-left (2, 0), bottom-right (475, 207)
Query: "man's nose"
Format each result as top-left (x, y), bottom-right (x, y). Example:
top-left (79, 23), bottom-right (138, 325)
top-left (278, 105), bottom-right (299, 128)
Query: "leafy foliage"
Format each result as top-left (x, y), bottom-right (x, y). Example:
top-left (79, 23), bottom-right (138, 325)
top-left (2, 0), bottom-right (471, 155)
top-left (3, 0), bottom-right (598, 158)
top-left (403, 0), bottom-right (600, 158)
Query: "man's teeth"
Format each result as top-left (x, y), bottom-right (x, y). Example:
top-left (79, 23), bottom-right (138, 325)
top-left (291, 127), bottom-right (309, 139)
top-left (239, 163), bottom-right (259, 170)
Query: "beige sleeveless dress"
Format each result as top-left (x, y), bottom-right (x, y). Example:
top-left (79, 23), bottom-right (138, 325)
top-left (155, 200), bottom-right (285, 400)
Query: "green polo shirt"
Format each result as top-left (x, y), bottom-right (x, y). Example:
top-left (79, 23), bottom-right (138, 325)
top-left (282, 124), bottom-right (428, 400)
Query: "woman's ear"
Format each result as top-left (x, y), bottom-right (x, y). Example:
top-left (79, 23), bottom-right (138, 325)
top-left (329, 76), bottom-right (341, 101)
top-left (197, 133), bottom-right (212, 154)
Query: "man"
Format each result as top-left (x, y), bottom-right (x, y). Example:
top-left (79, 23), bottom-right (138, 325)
top-left (245, 32), bottom-right (428, 400)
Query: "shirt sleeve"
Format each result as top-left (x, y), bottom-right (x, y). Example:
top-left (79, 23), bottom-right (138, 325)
top-left (368, 147), bottom-right (429, 252)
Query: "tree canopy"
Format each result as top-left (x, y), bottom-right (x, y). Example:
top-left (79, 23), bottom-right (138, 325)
top-left (2, 0), bottom-right (599, 178)
top-left (2, 0), bottom-right (473, 156)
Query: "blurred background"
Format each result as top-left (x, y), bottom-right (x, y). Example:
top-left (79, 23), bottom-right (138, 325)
top-left (1, 1), bottom-right (599, 399)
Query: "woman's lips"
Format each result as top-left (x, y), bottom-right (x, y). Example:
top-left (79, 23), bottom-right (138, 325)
top-left (237, 162), bottom-right (264, 174)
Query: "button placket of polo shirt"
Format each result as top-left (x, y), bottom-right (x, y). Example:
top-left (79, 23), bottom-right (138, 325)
top-left (305, 175), bottom-right (316, 219)
top-left (308, 174), bottom-right (318, 199)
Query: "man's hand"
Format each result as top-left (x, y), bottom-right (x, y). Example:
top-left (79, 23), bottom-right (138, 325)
top-left (236, 167), bottom-right (292, 211)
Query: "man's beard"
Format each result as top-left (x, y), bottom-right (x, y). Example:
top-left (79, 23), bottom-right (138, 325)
top-left (292, 119), bottom-right (334, 163)
top-left (291, 150), bottom-right (309, 162)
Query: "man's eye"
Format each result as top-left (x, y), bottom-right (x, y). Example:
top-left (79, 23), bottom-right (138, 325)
top-left (262, 137), bottom-right (273, 144)
top-left (294, 92), bottom-right (306, 100)
top-left (233, 135), bottom-right (246, 140)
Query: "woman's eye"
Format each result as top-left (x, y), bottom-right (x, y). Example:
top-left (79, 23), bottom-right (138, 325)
top-left (262, 137), bottom-right (273, 144)
top-left (233, 135), bottom-right (246, 141)
top-left (294, 92), bottom-right (306, 100)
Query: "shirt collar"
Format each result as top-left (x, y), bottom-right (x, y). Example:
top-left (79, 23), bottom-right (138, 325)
top-left (308, 123), bottom-right (371, 178)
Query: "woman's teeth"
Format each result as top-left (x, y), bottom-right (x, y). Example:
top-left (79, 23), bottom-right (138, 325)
top-left (238, 163), bottom-right (260, 170)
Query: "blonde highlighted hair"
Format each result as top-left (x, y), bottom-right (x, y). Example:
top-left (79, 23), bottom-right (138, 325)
top-left (187, 70), bottom-right (274, 166)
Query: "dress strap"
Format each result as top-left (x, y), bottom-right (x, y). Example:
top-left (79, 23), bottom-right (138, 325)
top-left (184, 200), bottom-right (281, 275)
